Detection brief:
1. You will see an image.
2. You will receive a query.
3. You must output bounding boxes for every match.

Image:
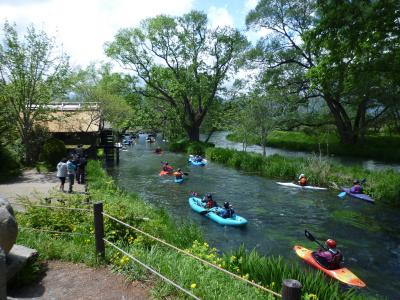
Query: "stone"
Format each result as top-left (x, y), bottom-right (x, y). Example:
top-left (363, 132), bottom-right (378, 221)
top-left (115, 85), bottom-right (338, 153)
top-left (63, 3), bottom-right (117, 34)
top-left (0, 198), bottom-right (18, 254)
top-left (7, 244), bottom-right (38, 281)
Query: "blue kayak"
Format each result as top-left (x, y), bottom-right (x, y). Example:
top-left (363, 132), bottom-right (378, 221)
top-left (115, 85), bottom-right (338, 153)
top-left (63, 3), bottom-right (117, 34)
top-left (188, 197), bottom-right (247, 226)
top-left (175, 178), bottom-right (184, 184)
top-left (188, 155), bottom-right (207, 166)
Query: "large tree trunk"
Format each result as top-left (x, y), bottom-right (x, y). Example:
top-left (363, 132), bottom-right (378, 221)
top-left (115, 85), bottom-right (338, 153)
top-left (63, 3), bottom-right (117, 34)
top-left (324, 94), bottom-right (360, 145)
top-left (186, 125), bottom-right (200, 141)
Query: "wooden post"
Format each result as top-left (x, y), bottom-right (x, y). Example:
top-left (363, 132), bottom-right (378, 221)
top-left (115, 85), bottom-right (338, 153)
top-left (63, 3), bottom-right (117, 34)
top-left (0, 247), bottom-right (6, 300)
top-left (282, 279), bottom-right (302, 300)
top-left (93, 202), bottom-right (105, 259)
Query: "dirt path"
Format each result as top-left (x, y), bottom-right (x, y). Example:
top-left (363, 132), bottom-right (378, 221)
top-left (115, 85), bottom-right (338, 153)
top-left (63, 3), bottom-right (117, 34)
top-left (0, 169), bottom-right (85, 209)
top-left (8, 261), bottom-right (151, 300)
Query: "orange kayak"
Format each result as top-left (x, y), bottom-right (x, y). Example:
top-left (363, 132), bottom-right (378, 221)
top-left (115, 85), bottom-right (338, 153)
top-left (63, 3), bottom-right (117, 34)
top-left (294, 245), bottom-right (366, 288)
top-left (159, 170), bottom-right (173, 176)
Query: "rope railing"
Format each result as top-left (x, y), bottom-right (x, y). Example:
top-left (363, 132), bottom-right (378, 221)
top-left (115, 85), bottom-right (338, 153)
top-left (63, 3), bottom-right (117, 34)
top-left (104, 239), bottom-right (201, 300)
top-left (20, 227), bottom-right (92, 237)
top-left (102, 212), bottom-right (282, 298)
top-left (19, 203), bottom-right (91, 212)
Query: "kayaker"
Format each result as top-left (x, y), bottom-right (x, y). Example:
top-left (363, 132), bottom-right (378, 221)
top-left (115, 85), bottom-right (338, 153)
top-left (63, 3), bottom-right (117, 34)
top-left (162, 162), bottom-right (173, 172)
top-left (314, 239), bottom-right (343, 270)
top-left (219, 202), bottom-right (235, 219)
top-left (194, 155), bottom-right (203, 162)
top-left (202, 193), bottom-right (217, 208)
top-left (298, 174), bottom-right (307, 186)
top-left (174, 168), bottom-right (184, 180)
top-left (350, 179), bottom-right (363, 194)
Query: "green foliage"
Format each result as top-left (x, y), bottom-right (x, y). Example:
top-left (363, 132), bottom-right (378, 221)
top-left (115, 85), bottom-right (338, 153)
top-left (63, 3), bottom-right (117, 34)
top-left (40, 138), bottom-right (67, 167)
top-left (106, 10), bottom-right (248, 141)
top-left (0, 146), bottom-right (20, 181)
top-left (0, 22), bottom-right (70, 164)
top-left (228, 131), bottom-right (400, 162)
top-left (169, 139), bottom-right (214, 156)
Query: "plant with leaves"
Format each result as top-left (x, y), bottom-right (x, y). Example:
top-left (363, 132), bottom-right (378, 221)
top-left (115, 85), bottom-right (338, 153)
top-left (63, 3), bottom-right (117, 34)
top-left (0, 22), bottom-right (70, 164)
top-left (71, 64), bottom-right (134, 132)
top-left (106, 11), bottom-right (248, 141)
top-left (246, 0), bottom-right (399, 145)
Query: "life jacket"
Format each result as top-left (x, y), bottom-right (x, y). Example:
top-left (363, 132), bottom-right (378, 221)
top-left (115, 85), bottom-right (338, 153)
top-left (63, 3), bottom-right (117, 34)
top-left (350, 184), bottom-right (362, 194)
top-left (299, 177), bottom-right (307, 186)
top-left (174, 172), bottom-right (183, 179)
top-left (328, 249), bottom-right (343, 270)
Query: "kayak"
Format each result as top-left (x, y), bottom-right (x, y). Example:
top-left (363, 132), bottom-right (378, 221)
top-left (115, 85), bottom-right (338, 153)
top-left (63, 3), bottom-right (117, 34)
top-left (175, 178), bottom-right (184, 184)
top-left (188, 155), bottom-right (207, 166)
top-left (188, 197), bottom-right (248, 226)
top-left (294, 245), bottom-right (366, 288)
top-left (277, 182), bottom-right (327, 190)
top-left (159, 170), bottom-right (173, 176)
top-left (341, 188), bottom-right (374, 204)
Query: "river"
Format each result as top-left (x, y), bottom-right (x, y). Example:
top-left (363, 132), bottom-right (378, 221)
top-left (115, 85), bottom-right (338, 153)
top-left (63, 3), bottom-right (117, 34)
top-left (107, 134), bottom-right (400, 299)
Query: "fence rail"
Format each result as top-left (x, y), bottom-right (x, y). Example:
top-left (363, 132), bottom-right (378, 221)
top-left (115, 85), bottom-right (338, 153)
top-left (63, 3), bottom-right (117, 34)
top-left (17, 200), bottom-right (302, 300)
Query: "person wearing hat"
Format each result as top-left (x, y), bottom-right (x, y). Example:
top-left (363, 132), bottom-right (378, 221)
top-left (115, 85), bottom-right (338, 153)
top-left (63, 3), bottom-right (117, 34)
top-left (314, 239), bottom-right (343, 270)
top-left (202, 193), bottom-right (217, 208)
top-left (219, 202), bottom-right (235, 219)
top-left (350, 179), bottom-right (363, 194)
top-left (162, 162), bottom-right (173, 173)
top-left (173, 168), bottom-right (184, 180)
top-left (298, 173), bottom-right (307, 186)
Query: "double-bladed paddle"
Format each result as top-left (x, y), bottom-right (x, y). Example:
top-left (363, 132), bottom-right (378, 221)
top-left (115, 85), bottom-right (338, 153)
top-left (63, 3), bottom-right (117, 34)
top-left (338, 178), bottom-right (366, 199)
top-left (305, 230), bottom-right (327, 251)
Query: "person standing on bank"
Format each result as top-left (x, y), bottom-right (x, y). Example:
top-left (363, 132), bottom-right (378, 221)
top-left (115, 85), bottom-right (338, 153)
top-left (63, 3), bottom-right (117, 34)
top-left (67, 156), bottom-right (77, 193)
top-left (56, 158), bottom-right (68, 192)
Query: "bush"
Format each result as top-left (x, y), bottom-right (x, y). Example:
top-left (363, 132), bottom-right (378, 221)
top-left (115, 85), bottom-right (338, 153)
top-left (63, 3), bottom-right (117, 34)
top-left (40, 138), bottom-right (66, 166)
top-left (0, 146), bottom-right (21, 181)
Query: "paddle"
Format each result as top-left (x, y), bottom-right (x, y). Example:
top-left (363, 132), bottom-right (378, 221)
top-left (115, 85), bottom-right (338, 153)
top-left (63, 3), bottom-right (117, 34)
top-left (305, 230), bottom-right (327, 251)
top-left (338, 178), bottom-right (366, 198)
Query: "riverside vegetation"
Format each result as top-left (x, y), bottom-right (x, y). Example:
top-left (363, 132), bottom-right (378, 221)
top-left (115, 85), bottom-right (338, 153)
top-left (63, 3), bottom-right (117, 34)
top-left (14, 160), bottom-right (372, 299)
top-left (227, 131), bottom-right (400, 163)
top-left (169, 139), bottom-right (400, 207)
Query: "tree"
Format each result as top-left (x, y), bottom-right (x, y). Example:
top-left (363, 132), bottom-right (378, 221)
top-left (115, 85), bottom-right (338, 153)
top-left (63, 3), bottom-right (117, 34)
top-left (105, 11), bottom-right (248, 141)
top-left (246, 0), bottom-right (399, 144)
top-left (72, 64), bottom-right (134, 132)
top-left (0, 22), bottom-right (70, 163)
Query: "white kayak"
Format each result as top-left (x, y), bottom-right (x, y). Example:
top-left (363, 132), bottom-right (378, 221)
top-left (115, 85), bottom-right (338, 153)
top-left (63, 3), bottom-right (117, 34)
top-left (277, 182), bottom-right (327, 190)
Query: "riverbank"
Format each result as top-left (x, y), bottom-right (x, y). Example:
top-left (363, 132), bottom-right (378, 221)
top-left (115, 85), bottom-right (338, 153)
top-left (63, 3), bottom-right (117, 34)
top-left (227, 131), bottom-right (400, 163)
top-left (169, 140), bottom-right (400, 206)
top-left (14, 160), bottom-right (367, 299)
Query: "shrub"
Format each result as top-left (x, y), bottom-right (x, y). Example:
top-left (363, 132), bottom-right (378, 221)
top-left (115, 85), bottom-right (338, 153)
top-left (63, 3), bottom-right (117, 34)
top-left (40, 138), bottom-right (66, 166)
top-left (0, 146), bottom-right (21, 181)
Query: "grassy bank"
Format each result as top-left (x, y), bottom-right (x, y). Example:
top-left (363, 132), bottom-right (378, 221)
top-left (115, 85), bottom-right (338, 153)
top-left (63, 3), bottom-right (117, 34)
top-left (14, 160), bottom-right (369, 299)
top-left (227, 131), bottom-right (400, 163)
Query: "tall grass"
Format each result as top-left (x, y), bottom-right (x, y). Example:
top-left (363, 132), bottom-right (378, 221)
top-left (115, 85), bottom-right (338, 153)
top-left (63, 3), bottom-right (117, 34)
top-left (14, 160), bottom-right (374, 299)
top-left (205, 147), bottom-right (400, 206)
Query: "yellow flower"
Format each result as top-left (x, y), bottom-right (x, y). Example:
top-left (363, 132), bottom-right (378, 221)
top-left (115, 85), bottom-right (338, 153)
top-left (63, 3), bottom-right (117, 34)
top-left (203, 242), bottom-right (209, 247)
top-left (191, 283), bottom-right (197, 289)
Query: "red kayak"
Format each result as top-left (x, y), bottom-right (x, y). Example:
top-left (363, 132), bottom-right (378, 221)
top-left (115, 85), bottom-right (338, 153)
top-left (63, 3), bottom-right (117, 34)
top-left (294, 246), bottom-right (366, 287)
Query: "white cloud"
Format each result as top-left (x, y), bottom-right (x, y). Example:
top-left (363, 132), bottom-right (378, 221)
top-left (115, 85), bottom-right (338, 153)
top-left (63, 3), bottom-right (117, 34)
top-left (0, 0), bottom-right (194, 67)
top-left (244, 0), bottom-right (258, 11)
top-left (207, 6), bottom-right (234, 29)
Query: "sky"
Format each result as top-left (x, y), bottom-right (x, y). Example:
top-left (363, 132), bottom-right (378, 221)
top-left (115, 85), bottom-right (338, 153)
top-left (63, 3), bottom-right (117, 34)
top-left (0, 0), bottom-right (261, 68)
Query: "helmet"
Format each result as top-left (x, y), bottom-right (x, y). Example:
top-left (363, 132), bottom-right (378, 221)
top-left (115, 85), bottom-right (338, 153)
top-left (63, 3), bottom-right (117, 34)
top-left (299, 173), bottom-right (305, 179)
top-left (165, 162), bottom-right (169, 165)
top-left (353, 179), bottom-right (360, 184)
top-left (177, 168), bottom-right (181, 172)
top-left (326, 239), bottom-right (337, 248)
top-left (224, 202), bottom-right (230, 209)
